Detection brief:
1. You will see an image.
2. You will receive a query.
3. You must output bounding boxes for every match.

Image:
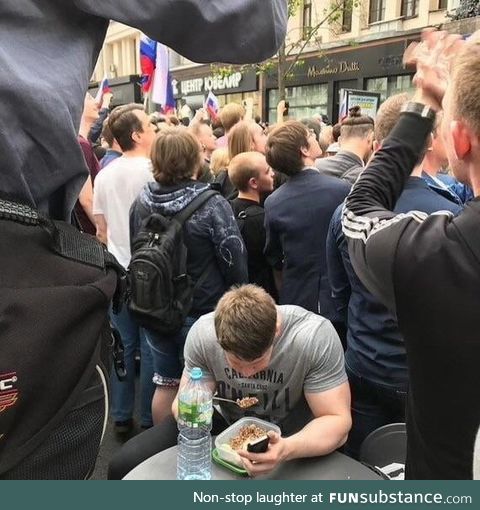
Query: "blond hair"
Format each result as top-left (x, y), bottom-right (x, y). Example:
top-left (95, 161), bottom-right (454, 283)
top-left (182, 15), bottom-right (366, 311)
top-left (219, 103), bottom-right (245, 132)
top-left (214, 285), bottom-right (277, 361)
top-left (451, 40), bottom-right (480, 135)
top-left (210, 148), bottom-right (230, 175)
top-left (228, 152), bottom-right (264, 192)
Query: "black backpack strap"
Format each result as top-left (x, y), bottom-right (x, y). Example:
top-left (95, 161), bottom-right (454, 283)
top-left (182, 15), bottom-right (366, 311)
top-left (175, 189), bottom-right (218, 225)
top-left (174, 189), bottom-right (218, 292)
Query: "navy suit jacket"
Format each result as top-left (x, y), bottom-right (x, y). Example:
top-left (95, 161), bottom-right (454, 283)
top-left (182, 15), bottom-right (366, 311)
top-left (264, 168), bottom-right (350, 317)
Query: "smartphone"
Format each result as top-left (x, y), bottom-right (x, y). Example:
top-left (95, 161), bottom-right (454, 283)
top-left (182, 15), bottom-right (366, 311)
top-left (247, 435), bottom-right (270, 454)
top-left (283, 101), bottom-right (289, 116)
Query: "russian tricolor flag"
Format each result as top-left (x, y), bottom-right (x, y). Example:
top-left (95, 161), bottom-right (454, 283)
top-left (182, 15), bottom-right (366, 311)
top-left (95, 76), bottom-right (112, 105)
top-left (205, 91), bottom-right (219, 120)
top-left (140, 35), bottom-right (157, 94)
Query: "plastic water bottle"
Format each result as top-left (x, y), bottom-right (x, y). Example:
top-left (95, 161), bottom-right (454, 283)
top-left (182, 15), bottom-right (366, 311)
top-left (177, 367), bottom-right (213, 480)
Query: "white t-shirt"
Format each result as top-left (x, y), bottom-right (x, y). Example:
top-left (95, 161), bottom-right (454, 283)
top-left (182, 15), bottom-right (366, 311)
top-left (93, 156), bottom-right (153, 268)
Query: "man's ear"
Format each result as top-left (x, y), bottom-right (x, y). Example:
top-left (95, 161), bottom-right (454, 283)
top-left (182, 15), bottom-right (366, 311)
top-left (249, 176), bottom-right (258, 190)
top-left (451, 120), bottom-right (472, 160)
top-left (131, 131), bottom-right (141, 144)
top-left (373, 140), bottom-right (382, 153)
top-left (300, 145), bottom-right (309, 158)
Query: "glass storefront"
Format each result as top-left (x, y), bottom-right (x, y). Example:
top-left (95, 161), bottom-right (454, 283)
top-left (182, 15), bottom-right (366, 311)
top-left (365, 75), bottom-right (414, 102)
top-left (268, 83), bottom-right (328, 123)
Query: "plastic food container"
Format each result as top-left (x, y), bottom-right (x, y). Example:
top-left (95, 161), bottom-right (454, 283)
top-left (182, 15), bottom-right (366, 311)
top-left (215, 417), bottom-right (281, 467)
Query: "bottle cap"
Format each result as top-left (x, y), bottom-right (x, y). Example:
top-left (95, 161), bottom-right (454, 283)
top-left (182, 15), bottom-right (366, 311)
top-left (190, 367), bottom-right (203, 380)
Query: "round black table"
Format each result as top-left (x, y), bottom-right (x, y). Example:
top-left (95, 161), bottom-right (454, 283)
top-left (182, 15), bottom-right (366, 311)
top-left (123, 446), bottom-right (382, 480)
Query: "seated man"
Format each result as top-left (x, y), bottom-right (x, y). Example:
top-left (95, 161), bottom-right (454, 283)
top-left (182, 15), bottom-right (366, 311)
top-left (109, 284), bottom-right (351, 479)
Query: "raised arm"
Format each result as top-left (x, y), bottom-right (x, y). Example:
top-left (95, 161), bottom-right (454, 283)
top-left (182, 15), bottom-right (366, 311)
top-left (74, 0), bottom-right (288, 64)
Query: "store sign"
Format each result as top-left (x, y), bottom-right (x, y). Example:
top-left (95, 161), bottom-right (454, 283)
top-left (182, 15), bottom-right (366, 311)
top-left (173, 70), bottom-right (256, 98)
top-left (307, 60), bottom-right (360, 77)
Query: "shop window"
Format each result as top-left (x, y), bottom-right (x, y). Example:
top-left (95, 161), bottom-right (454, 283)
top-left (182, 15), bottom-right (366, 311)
top-left (438, 0), bottom-right (448, 8)
top-left (341, 1), bottom-right (353, 32)
top-left (369, 0), bottom-right (386, 24)
top-left (365, 75), bottom-right (414, 102)
top-left (267, 84), bottom-right (329, 123)
top-left (401, 0), bottom-right (419, 17)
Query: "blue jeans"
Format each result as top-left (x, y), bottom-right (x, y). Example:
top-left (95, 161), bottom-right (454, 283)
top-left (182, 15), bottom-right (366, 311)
top-left (109, 307), bottom-right (155, 427)
top-left (144, 317), bottom-right (197, 387)
top-left (345, 365), bottom-right (407, 460)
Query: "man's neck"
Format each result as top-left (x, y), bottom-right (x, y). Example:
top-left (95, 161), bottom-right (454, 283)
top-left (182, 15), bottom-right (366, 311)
top-left (122, 147), bottom-right (149, 159)
top-left (302, 157), bottom-right (316, 168)
top-left (338, 140), bottom-right (366, 164)
top-left (422, 154), bottom-right (441, 177)
top-left (237, 190), bottom-right (260, 203)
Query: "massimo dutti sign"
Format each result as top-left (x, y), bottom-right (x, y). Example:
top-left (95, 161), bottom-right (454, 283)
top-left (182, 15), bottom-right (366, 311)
top-left (266, 40), bottom-right (409, 88)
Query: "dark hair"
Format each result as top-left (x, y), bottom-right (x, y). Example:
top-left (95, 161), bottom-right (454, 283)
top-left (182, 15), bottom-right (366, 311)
top-left (341, 106), bottom-right (374, 139)
top-left (265, 121), bottom-right (309, 176)
top-left (150, 127), bottom-right (201, 185)
top-left (101, 118), bottom-right (115, 147)
top-left (108, 104), bottom-right (144, 151)
top-left (332, 123), bottom-right (342, 142)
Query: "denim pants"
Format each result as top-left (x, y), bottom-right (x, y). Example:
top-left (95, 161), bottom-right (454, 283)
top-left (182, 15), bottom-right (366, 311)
top-left (109, 307), bottom-right (155, 427)
top-left (345, 364), bottom-right (407, 460)
top-left (144, 317), bottom-right (197, 386)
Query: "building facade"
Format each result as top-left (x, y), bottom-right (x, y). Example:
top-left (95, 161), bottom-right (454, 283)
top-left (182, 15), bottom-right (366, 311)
top-left (91, 0), bottom-right (468, 121)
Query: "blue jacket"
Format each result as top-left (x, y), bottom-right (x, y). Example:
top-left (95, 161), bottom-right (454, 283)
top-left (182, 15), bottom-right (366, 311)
top-left (264, 168), bottom-right (350, 317)
top-left (130, 181), bottom-right (248, 316)
top-left (422, 171), bottom-right (474, 205)
top-left (327, 177), bottom-right (462, 389)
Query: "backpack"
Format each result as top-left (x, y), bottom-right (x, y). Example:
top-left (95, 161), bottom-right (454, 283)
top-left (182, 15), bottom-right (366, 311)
top-left (0, 197), bottom-right (125, 479)
top-left (127, 189), bottom-right (217, 335)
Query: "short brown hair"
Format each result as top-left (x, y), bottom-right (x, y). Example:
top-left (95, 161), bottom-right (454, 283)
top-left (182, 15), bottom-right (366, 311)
top-left (101, 118), bottom-right (115, 147)
top-left (451, 39), bottom-right (480, 135)
top-left (150, 127), bottom-right (202, 185)
top-left (108, 104), bottom-right (144, 151)
top-left (219, 103), bottom-right (245, 132)
top-left (374, 93), bottom-right (410, 142)
top-left (341, 106), bottom-right (374, 139)
top-left (228, 152), bottom-right (264, 192)
top-left (228, 121), bottom-right (253, 159)
top-left (265, 121), bottom-right (309, 176)
top-left (214, 285), bottom-right (277, 361)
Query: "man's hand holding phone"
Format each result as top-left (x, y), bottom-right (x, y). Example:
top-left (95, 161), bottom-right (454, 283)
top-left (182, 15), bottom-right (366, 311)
top-left (237, 431), bottom-right (289, 476)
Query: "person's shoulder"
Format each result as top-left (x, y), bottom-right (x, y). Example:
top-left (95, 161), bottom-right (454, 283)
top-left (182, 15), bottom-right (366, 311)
top-left (188, 313), bottom-right (217, 345)
top-left (279, 305), bottom-right (333, 338)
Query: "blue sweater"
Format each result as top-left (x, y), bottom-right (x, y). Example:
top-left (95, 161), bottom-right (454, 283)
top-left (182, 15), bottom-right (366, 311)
top-left (327, 176), bottom-right (462, 389)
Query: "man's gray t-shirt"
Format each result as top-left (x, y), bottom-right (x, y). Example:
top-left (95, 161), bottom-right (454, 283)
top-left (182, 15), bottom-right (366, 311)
top-left (184, 305), bottom-right (347, 435)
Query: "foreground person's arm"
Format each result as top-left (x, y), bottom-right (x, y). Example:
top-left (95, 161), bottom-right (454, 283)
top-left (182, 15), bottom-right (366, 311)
top-left (74, 0), bottom-right (288, 64)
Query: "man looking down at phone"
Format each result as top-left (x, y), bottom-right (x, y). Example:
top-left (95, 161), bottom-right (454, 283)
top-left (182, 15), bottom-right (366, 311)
top-left (109, 284), bottom-right (350, 478)
top-left (176, 285), bottom-right (351, 476)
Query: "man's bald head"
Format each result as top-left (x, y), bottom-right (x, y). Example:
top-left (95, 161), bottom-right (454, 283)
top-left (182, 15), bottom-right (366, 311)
top-left (229, 151), bottom-right (270, 192)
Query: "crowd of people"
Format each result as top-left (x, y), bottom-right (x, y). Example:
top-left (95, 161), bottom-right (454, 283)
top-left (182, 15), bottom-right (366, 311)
top-left (2, 0), bottom-right (480, 483)
top-left (72, 29), bottom-right (479, 481)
